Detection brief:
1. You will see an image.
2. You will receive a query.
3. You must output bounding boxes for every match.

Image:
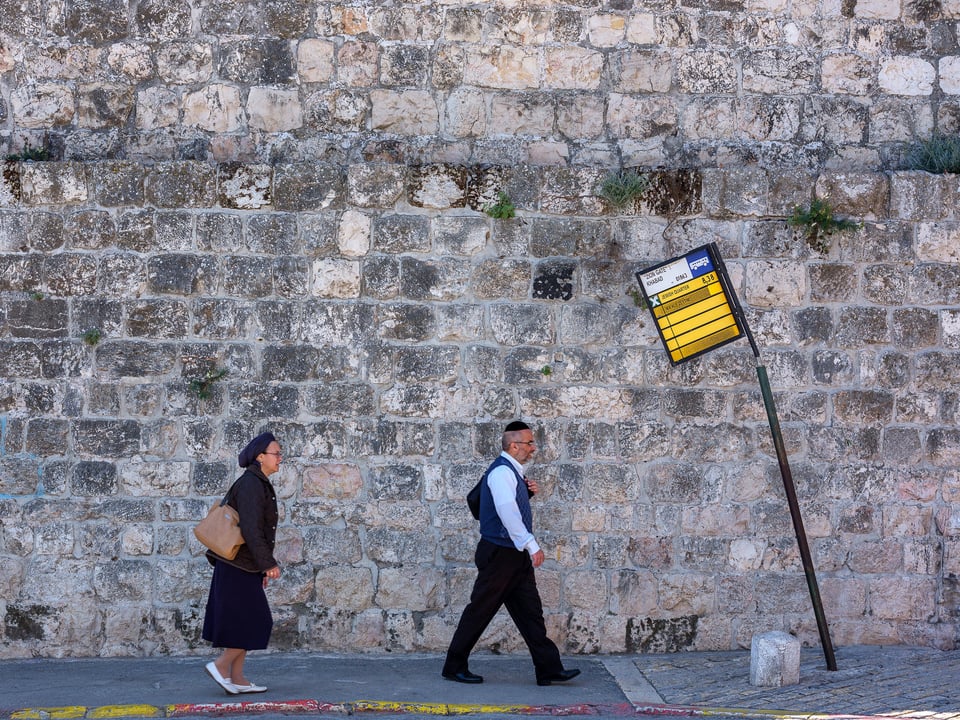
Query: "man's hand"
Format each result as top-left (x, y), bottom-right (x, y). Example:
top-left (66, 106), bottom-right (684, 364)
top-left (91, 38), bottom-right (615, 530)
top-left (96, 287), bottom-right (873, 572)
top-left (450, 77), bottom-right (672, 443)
top-left (525, 477), bottom-right (539, 495)
top-left (531, 549), bottom-right (545, 568)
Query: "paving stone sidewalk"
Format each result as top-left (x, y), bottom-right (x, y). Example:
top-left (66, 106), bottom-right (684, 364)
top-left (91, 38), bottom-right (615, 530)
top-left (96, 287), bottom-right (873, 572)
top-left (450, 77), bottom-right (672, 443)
top-left (635, 645), bottom-right (960, 717)
top-left (2, 646), bottom-right (959, 719)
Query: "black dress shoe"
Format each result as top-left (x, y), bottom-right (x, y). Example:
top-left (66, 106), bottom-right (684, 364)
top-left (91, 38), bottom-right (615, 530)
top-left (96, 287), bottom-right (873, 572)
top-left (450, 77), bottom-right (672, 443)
top-left (537, 668), bottom-right (581, 686)
top-left (443, 670), bottom-right (483, 684)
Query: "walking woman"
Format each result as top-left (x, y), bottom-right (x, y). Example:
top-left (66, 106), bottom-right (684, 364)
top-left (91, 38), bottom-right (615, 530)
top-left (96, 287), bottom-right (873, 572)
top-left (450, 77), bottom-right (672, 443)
top-left (202, 432), bottom-right (282, 695)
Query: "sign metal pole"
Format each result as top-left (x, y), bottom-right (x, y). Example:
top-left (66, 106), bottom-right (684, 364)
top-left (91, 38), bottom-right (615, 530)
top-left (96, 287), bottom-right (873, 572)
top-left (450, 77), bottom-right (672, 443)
top-left (637, 243), bottom-right (838, 671)
top-left (754, 362), bottom-right (838, 671)
top-left (715, 249), bottom-right (838, 672)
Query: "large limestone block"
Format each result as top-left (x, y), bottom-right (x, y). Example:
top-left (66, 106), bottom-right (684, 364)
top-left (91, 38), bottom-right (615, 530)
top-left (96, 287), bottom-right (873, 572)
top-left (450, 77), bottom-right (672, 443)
top-left (247, 87), bottom-right (303, 131)
top-left (878, 57), bottom-right (935, 96)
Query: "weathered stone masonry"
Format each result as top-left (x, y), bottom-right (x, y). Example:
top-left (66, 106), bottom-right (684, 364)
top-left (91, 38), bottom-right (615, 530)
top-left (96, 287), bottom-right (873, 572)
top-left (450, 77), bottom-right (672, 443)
top-left (1, 160), bottom-right (959, 658)
top-left (6, 0), bottom-right (960, 168)
top-left (0, 0), bottom-right (959, 658)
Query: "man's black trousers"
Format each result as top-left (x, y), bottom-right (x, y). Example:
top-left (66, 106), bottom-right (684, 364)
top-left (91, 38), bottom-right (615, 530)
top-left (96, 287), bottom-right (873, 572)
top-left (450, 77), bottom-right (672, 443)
top-left (443, 538), bottom-right (564, 681)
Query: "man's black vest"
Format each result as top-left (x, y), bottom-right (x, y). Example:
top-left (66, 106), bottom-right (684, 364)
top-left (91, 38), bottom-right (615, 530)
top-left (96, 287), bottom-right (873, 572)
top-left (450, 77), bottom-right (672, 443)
top-left (479, 455), bottom-right (532, 547)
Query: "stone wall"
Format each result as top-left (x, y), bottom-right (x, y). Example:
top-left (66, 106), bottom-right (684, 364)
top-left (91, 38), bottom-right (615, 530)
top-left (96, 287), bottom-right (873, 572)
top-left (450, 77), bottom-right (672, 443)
top-left (1, 160), bottom-right (958, 658)
top-left (0, 0), bottom-right (959, 658)
top-left (1, 0), bottom-right (960, 168)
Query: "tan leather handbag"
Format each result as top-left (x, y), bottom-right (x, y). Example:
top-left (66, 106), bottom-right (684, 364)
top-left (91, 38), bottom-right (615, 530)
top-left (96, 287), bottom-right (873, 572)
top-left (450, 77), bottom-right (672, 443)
top-left (194, 500), bottom-right (244, 560)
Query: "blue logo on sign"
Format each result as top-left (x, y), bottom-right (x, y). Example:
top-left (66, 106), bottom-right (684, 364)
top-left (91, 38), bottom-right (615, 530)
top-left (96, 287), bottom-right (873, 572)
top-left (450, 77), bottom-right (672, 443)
top-left (687, 249), bottom-right (713, 277)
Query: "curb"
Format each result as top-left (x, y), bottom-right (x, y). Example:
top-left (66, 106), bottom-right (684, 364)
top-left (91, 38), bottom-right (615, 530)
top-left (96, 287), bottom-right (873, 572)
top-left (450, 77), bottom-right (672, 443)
top-left (7, 700), bottom-right (660, 720)
top-left (4, 703), bottom-right (938, 720)
top-left (8, 702), bottom-right (636, 719)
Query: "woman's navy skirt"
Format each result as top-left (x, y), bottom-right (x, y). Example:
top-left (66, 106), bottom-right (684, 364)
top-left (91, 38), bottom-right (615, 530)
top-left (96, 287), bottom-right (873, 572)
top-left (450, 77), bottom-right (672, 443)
top-left (202, 560), bottom-right (273, 650)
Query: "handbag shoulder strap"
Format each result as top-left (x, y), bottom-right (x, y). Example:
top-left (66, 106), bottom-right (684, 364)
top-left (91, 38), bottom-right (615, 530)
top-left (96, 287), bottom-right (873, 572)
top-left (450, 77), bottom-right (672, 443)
top-left (220, 476), bottom-right (242, 508)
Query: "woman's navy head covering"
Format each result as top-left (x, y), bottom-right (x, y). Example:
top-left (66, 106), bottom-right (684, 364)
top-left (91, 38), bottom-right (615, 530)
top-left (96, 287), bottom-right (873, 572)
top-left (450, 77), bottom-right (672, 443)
top-left (238, 431), bottom-right (276, 468)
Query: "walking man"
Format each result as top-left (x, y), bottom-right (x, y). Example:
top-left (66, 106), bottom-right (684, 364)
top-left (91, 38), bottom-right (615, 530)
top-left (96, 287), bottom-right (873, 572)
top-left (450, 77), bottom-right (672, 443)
top-left (442, 420), bottom-right (581, 686)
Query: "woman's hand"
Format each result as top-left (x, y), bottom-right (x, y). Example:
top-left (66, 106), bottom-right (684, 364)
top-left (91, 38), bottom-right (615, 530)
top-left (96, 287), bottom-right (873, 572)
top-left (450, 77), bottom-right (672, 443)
top-left (263, 565), bottom-right (281, 587)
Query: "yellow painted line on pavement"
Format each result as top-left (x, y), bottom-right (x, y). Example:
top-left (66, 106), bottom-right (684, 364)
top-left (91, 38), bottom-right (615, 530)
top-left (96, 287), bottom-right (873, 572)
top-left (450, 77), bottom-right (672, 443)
top-left (87, 706), bottom-right (162, 719)
top-left (352, 701), bottom-right (449, 715)
top-left (446, 703), bottom-right (533, 715)
top-left (12, 708), bottom-right (87, 720)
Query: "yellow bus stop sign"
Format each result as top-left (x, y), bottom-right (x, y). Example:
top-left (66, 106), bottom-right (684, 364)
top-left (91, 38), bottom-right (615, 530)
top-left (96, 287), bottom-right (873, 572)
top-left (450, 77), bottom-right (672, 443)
top-left (636, 243), bottom-right (745, 365)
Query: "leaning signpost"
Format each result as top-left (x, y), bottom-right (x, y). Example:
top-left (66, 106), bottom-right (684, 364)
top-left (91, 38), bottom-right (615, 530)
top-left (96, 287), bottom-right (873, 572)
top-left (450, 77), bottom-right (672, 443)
top-left (636, 242), bottom-right (838, 672)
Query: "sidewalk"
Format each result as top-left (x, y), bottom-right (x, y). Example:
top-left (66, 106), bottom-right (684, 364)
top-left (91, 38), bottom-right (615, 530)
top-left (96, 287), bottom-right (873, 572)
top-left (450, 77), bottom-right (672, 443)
top-left (2, 646), bottom-right (959, 719)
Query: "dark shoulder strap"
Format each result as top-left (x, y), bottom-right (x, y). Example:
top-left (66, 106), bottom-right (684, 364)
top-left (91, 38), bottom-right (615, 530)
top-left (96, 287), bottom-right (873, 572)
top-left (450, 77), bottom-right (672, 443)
top-left (221, 474), bottom-right (244, 507)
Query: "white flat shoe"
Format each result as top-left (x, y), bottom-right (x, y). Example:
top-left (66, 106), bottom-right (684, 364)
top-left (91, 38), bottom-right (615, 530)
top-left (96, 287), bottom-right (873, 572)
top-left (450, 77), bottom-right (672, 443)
top-left (233, 682), bottom-right (267, 693)
top-left (205, 661), bottom-right (238, 695)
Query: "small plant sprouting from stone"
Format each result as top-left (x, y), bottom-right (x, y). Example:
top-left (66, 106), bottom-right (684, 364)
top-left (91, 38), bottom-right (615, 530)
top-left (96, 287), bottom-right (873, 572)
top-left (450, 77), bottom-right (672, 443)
top-left (6, 144), bottom-right (51, 162)
top-left (788, 199), bottom-right (860, 254)
top-left (904, 134), bottom-right (960, 174)
top-left (598, 169), bottom-right (650, 209)
top-left (82, 328), bottom-right (101, 346)
top-left (483, 191), bottom-right (516, 219)
top-left (628, 287), bottom-right (649, 310)
top-left (540, 365), bottom-right (552, 377)
top-left (30, 291), bottom-right (44, 300)
top-left (189, 367), bottom-right (228, 400)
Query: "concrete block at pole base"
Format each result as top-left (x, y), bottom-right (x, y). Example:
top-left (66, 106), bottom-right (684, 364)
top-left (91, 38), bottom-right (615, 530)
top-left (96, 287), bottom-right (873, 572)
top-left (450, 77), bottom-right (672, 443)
top-left (750, 631), bottom-right (801, 687)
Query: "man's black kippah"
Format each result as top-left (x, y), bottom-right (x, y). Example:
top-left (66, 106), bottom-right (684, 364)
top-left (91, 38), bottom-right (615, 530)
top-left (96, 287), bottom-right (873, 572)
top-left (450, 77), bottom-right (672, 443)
top-left (504, 420), bottom-right (530, 432)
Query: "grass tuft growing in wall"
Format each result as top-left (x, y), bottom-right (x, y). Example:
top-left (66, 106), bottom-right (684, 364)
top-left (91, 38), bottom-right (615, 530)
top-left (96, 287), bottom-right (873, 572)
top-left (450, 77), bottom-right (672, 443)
top-left (789, 199), bottom-right (860, 254)
top-left (904, 134), bottom-right (960, 174)
top-left (6, 143), bottom-right (51, 162)
top-left (598, 169), bottom-right (650, 209)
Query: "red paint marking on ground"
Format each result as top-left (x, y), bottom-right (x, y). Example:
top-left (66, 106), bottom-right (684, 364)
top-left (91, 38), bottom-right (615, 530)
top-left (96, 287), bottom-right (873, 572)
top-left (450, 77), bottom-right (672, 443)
top-left (166, 699), bottom-right (336, 716)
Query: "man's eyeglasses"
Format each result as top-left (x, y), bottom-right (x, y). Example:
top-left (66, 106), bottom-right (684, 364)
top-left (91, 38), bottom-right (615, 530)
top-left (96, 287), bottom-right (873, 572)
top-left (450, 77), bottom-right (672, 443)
top-left (513, 441), bottom-right (535, 446)
top-left (262, 451), bottom-right (283, 457)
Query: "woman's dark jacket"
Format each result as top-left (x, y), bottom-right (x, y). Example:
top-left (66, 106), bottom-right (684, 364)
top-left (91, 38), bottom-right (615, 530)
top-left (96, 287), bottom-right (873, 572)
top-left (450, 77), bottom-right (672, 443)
top-left (206, 465), bottom-right (278, 574)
